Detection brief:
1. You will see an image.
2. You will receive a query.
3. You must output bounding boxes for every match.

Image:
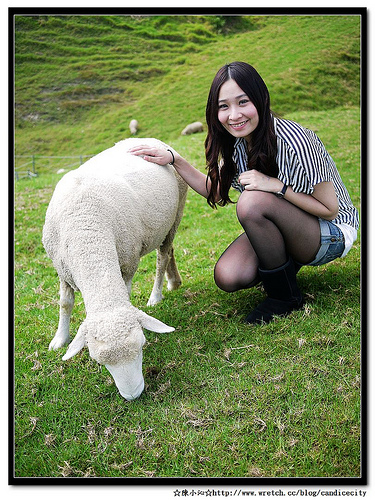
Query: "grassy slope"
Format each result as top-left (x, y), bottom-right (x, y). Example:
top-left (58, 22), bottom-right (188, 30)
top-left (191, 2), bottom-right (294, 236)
top-left (15, 15), bottom-right (360, 154)
top-left (13, 14), bottom-right (361, 479)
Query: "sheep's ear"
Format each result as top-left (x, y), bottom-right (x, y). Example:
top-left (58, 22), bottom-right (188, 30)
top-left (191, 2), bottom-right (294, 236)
top-left (62, 325), bottom-right (87, 360)
top-left (137, 310), bottom-right (175, 333)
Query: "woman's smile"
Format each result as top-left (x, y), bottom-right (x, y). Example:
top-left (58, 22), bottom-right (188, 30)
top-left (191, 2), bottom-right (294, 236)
top-left (230, 119), bottom-right (250, 130)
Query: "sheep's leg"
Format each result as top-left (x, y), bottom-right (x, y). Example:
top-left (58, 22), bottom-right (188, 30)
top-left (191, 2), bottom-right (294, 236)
top-left (121, 267), bottom-right (137, 300)
top-left (49, 280), bottom-right (75, 351)
top-left (164, 179), bottom-right (185, 294)
top-left (166, 246), bottom-right (182, 291)
top-left (125, 280), bottom-right (132, 297)
top-left (148, 238), bottom-right (182, 306)
top-left (147, 247), bottom-right (170, 306)
top-left (148, 179), bottom-right (186, 307)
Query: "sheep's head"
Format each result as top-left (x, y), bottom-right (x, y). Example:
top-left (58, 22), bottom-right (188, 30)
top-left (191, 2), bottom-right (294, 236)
top-left (62, 306), bottom-right (174, 401)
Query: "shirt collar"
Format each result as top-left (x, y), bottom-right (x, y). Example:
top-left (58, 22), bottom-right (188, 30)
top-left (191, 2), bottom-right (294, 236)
top-left (234, 137), bottom-right (245, 149)
top-left (233, 137), bottom-right (248, 161)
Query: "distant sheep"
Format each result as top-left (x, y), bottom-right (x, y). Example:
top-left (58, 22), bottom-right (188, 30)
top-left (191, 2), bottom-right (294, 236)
top-left (181, 121), bottom-right (204, 135)
top-left (43, 138), bottom-right (188, 401)
top-left (129, 119), bottom-right (138, 135)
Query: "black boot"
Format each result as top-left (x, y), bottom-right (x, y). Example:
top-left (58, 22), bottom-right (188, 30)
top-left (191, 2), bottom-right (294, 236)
top-left (245, 257), bottom-right (304, 325)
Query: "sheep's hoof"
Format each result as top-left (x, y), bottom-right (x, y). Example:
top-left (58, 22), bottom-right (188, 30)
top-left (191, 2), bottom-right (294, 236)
top-left (147, 294), bottom-right (163, 307)
top-left (167, 279), bottom-right (182, 291)
top-left (49, 335), bottom-right (70, 351)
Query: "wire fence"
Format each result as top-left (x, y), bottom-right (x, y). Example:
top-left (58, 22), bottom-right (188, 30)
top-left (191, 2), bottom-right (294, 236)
top-left (14, 155), bottom-right (94, 180)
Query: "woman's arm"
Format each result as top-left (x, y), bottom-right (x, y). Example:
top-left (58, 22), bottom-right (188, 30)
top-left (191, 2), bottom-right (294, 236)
top-left (128, 145), bottom-right (221, 201)
top-left (173, 153), bottom-right (213, 199)
top-left (284, 181), bottom-right (339, 220)
top-left (238, 170), bottom-right (339, 220)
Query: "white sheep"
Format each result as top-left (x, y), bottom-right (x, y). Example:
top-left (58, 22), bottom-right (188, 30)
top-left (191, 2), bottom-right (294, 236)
top-left (129, 119), bottom-right (138, 135)
top-left (43, 138), bottom-right (188, 401)
top-left (181, 121), bottom-right (204, 136)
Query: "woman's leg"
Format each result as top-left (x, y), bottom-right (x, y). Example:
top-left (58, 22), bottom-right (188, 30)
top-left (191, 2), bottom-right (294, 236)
top-left (214, 233), bottom-right (260, 292)
top-left (236, 190), bottom-right (321, 269)
top-left (229, 190), bottom-right (321, 324)
top-left (215, 190), bottom-right (320, 293)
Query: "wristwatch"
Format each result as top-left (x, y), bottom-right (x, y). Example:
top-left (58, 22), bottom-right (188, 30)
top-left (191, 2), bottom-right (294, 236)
top-left (275, 182), bottom-right (288, 198)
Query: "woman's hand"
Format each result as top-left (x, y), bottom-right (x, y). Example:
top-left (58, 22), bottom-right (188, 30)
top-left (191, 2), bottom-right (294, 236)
top-left (128, 145), bottom-right (174, 166)
top-left (238, 170), bottom-right (282, 193)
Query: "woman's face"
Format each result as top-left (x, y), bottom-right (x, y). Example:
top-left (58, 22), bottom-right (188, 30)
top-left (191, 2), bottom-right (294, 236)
top-left (217, 78), bottom-right (259, 143)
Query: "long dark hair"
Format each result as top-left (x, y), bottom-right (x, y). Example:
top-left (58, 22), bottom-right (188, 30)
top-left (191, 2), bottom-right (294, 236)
top-left (205, 61), bottom-right (278, 208)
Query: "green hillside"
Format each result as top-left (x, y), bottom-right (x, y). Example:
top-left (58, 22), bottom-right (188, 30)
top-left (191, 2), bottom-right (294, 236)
top-left (14, 14), bottom-right (361, 156)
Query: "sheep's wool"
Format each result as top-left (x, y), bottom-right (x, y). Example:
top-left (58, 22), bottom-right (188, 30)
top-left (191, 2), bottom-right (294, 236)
top-left (43, 138), bottom-right (187, 372)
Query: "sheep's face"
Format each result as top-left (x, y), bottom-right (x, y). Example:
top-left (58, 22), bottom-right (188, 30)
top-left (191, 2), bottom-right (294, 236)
top-left (62, 306), bottom-right (175, 401)
top-left (85, 315), bottom-right (147, 401)
top-left (91, 330), bottom-right (147, 401)
top-left (105, 347), bottom-right (145, 401)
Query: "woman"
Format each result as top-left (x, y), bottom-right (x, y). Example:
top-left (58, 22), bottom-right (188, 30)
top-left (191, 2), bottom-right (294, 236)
top-left (129, 61), bottom-right (359, 325)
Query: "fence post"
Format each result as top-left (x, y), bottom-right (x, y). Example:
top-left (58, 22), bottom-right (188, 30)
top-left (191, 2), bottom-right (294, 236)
top-left (80, 155), bottom-right (83, 165)
top-left (32, 155), bottom-right (35, 174)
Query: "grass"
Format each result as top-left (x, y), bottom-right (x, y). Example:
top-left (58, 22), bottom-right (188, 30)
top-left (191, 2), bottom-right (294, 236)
top-left (12, 13), bottom-right (362, 480)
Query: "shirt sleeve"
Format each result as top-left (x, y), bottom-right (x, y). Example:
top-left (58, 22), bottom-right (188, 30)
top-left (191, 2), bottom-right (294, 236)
top-left (277, 123), bottom-right (334, 195)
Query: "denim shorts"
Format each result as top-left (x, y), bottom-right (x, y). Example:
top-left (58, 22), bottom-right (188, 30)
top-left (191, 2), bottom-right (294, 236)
top-left (306, 219), bottom-right (345, 266)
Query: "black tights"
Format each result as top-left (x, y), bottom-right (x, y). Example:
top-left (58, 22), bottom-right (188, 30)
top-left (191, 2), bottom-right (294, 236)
top-left (214, 191), bottom-right (321, 293)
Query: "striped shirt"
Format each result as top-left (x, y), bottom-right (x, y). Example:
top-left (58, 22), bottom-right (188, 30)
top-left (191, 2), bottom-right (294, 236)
top-left (230, 116), bottom-right (359, 230)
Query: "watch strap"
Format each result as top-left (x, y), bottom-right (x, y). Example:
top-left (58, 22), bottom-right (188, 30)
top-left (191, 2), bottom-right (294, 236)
top-left (276, 182), bottom-right (288, 198)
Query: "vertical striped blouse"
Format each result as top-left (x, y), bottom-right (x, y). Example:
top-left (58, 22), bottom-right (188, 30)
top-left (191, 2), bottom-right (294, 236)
top-left (230, 116), bottom-right (359, 230)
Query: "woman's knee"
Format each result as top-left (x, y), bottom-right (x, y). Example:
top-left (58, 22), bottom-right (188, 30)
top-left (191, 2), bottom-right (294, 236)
top-left (214, 260), bottom-right (238, 292)
top-left (214, 257), bottom-right (259, 293)
top-left (236, 190), bottom-right (273, 225)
